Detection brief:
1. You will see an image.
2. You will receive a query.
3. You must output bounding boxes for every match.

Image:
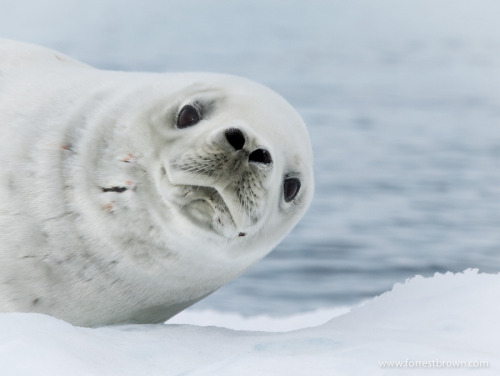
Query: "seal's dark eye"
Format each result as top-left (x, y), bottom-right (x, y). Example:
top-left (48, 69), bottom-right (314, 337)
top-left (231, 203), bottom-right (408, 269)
top-left (283, 177), bottom-right (301, 203)
top-left (177, 104), bottom-right (200, 129)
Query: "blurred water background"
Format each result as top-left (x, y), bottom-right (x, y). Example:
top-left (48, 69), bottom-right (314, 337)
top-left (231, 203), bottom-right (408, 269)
top-left (1, 0), bottom-right (499, 316)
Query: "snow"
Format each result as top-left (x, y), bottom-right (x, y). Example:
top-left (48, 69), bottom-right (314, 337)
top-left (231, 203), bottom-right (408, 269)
top-left (1, 269), bottom-right (498, 375)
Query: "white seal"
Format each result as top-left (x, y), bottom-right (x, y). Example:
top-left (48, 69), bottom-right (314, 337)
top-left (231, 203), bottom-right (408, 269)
top-left (0, 39), bottom-right (314, 326)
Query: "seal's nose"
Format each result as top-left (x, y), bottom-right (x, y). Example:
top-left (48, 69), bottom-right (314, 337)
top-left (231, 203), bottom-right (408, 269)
top-left (224, 127), bottom-right (272, 165)
top-left (225, 128), bottom-right (245, 150)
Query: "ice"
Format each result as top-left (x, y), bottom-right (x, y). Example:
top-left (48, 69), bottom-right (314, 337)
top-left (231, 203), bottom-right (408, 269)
top-left (0, 270), bottom-right (498, 375)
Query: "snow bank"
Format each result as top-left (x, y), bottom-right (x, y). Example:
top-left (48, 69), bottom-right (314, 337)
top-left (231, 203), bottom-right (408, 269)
top-left (0, 269), bottom-right (498, 375)
top-left (168, 306), bottom-right (352, 332)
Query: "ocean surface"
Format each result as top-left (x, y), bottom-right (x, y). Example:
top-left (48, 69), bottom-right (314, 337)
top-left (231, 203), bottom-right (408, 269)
top-left (1, 0), bottom-right (499, 316)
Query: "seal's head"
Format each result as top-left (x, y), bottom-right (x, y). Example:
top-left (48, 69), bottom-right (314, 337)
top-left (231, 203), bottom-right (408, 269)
top-left (44, 72), bottom-right (313, 322)
top-left (53, 72), bottom-right (314, 323)
top-left (145, 74), bottom-right (314, 258)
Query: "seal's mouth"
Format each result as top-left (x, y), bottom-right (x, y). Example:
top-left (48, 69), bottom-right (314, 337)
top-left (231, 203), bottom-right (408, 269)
top-left (160, 166), bottom-right (243, 238)
top-left (184, 185), bottom-right (243, 237)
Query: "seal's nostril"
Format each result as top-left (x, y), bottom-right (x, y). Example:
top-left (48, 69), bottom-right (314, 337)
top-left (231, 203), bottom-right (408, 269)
top-left (225, 128), bottom-right (245, 151)
top-left (249, 148), bottom-right (272, 165)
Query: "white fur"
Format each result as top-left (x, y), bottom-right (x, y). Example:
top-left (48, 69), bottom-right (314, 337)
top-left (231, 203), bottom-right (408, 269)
top-left (0, 39), bottom-right (314, 326)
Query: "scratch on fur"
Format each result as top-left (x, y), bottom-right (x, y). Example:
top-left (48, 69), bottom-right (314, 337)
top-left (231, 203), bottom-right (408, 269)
top-left (102, 186), bottom-right (128, 193)
top-left (122, 153), bottom-right (136, 163)
top-left (41, 212), bottom-right (73, 224)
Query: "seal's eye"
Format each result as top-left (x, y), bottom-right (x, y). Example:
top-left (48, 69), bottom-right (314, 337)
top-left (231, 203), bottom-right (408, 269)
top-left (283, 177), bottom-right (301, 203)
top-left (177, 104), bottom-right (200, 129)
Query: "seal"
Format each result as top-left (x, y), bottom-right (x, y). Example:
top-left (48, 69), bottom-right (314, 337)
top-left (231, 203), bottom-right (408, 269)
top-left (0, 39), bottom-right (314, 326)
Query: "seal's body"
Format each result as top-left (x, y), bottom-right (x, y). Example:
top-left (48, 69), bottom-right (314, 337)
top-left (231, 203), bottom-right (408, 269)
top-left (0, 39), bottom-right (314, 326)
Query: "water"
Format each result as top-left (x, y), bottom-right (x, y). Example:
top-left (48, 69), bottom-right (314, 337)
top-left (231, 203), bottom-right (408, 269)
top-left (1, 0), bottom-right (500, 316)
